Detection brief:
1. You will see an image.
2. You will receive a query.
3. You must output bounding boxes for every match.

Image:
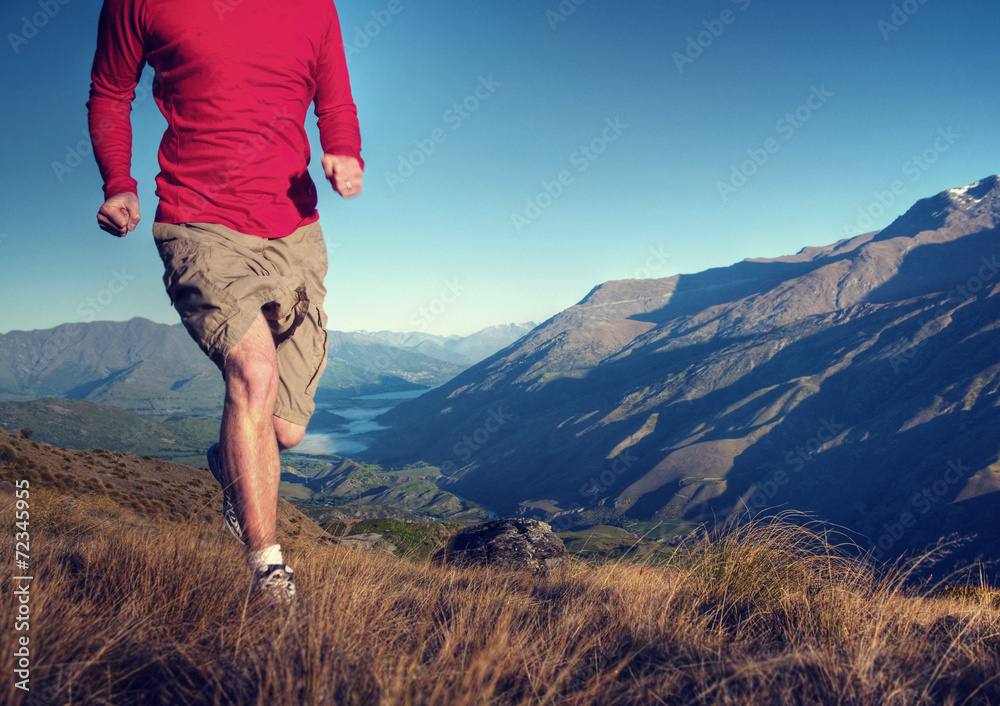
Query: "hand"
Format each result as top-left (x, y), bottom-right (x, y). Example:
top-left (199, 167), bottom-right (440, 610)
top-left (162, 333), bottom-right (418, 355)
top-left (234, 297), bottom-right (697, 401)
top-left (322, 154), bottom-right (363, 198)
top-left (97, 192), bottom-right (141, 237)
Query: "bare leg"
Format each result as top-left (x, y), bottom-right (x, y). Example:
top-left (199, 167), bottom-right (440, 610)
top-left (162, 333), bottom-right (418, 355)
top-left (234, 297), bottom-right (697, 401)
top-left (220, 312), bottom-right (306, 552)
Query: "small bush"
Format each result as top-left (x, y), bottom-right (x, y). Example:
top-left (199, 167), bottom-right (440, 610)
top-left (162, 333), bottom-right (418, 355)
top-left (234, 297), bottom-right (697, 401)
top-left (323, 520), bottom-right (348, 537)
top-left (0, 445), bottom-right (18, 464)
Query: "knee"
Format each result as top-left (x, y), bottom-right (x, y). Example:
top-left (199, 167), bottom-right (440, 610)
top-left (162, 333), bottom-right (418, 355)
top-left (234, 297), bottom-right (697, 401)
top-left (275, 422), bottom-right (306, 451)
top-left (224, 353), bottom-right (277, 410)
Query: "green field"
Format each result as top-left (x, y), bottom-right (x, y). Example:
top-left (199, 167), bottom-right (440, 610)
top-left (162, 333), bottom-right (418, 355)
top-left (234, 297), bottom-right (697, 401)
top-left (0, 399), bottom-right (220, 466)
top-left (558, 524), bottom-right (676, 564)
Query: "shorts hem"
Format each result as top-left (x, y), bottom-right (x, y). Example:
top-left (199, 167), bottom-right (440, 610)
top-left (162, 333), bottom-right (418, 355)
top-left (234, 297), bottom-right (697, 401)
top-left (274, 403), bottom-right (311, 428)
top-left (212, 310), bottom-right (260, 370)
top-left (211, 280), bottom-right (298, 368)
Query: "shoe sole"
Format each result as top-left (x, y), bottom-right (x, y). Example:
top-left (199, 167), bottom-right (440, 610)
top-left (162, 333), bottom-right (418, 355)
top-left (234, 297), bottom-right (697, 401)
top-left (207, 443), bottom-right (247, 546)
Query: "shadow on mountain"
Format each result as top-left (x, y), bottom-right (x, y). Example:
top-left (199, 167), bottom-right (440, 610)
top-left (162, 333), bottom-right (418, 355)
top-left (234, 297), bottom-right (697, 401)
top-left (376, 237), bottom-right (1000, 525)
top-left (702, 405), bottom-right (1000, 580)
top-left (659, 292), bottom-right (1000, 571)
top-left (365, 175), bottom-right (1000, 576)
top-left (864, 226), bottom-right (1000, 305)
top-left (379, 297), bottom-right (902, 509)
top-left (629, 257), bottom-right (839, 324)
top-left (631, 181), bottom-right (998, 327)
top-left (868, 191), bottom-right (953, 243)
top-left (65, 369), bottom-right (127, 400)
top-left (385, 223), bottom-right (997, 464)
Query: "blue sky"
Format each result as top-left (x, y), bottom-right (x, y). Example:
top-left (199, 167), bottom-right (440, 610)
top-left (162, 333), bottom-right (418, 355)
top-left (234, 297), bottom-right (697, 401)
top-left (1, 0), bottom-right (998, 336)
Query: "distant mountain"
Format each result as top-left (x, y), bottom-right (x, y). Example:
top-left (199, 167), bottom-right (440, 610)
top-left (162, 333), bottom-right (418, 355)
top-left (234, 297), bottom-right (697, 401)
top-left (0, 318), bottom-right (224, 415)
top-left (319, 331), bottom-right (466, 399)
top-left (361, 323), bottom-right (537, 367)
top-left (367, 176), bottom-right (1000, 571)
top-left (0, 318), bottom-right (532, 412)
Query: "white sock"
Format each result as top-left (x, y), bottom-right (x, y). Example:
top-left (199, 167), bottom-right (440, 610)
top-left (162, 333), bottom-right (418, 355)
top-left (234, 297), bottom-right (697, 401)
top-left (249, 544), bottom-right (283, 571)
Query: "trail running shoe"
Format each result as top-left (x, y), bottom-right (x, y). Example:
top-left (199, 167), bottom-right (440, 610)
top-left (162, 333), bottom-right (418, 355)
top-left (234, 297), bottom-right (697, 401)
top-left (252, 564), bottom-right (297, 605)
top-left (207, 443), bottom-right (247, 546)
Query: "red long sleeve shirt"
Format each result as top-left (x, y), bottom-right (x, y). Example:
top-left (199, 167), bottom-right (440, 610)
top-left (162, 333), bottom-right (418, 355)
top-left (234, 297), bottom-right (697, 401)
top-left (88, 0), bottom-right (362, 238)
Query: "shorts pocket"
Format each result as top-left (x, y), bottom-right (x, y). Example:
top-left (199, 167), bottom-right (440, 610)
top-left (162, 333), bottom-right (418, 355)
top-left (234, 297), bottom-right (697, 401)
top-left (156, 238), bottom-right (240, 367)
top-left (265, 285), bottom-right (308, 344)
top-left (304, 306), bottom-right (329, 397)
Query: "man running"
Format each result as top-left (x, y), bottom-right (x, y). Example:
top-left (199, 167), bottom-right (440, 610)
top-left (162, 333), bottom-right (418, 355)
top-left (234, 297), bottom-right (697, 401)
top-left (88, 0), bottom-right (363, 603)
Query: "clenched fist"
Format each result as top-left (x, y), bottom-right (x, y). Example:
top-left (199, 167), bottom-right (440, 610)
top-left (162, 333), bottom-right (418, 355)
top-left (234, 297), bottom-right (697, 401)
top-left (322, 154), bottom-right (363, 198)
top-left (97, 192), bottom-right (141, 237)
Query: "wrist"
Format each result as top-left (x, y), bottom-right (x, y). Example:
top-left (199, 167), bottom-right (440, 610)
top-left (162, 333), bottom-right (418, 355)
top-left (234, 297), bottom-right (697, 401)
top-left (322, 150), bottom-right (364, 170)
top-left (103, 180), bottom-right (138, 202)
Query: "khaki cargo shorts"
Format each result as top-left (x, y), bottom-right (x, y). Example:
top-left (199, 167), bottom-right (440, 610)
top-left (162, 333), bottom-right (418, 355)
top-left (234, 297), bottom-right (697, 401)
top-left (151, 220), bottom-right (329, 427)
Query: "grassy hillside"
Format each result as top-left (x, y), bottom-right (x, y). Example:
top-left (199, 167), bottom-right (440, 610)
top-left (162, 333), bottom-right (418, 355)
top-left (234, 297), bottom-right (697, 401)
top-left (0, 399), bottom-right (220, 466)
top-left (0, 426), bottom-right (320, 542)
top-left (280, 457), bottom-right (491, 524)
top-left (558, 524), bottom-right (676, 563)
top-left (344, 518), bottom-right (460, 561)
top-left (3, 427), bottom-right (1000, 704)
top-left (0, 398), bottom-right (486, 522)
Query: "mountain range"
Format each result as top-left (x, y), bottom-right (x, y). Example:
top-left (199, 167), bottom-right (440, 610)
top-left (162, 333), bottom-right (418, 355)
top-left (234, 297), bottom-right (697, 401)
top-left (0, 318), bottom-right (221, 414)
top-left (366, 175), bottom-right (1000, 571)
top-left (0, 319), bottom-right (533, 415)
top-left (360, 324), bottom-right (537, 367)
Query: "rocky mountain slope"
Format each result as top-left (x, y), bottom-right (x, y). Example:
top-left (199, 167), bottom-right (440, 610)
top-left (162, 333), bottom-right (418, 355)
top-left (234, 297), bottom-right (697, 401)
top-left (368, 176), bottom-right (1000, 569)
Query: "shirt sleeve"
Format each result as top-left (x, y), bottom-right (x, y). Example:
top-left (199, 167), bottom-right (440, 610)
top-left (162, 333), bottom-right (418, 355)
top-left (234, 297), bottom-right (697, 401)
top-left (87, 0), bottom-right (147, 200)
top-left (314, 0), bottom-right (364, 169)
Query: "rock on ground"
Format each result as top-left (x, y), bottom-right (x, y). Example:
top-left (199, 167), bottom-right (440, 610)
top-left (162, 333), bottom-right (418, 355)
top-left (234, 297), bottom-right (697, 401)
top-left (433, 519), bottom-right (567, 575)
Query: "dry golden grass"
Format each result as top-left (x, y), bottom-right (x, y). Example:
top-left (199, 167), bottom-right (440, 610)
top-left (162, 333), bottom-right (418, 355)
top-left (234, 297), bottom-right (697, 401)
top-left (2, 428), bottom-right (1000, 705)
top-left (4, 483), bottom-right (1000, 706)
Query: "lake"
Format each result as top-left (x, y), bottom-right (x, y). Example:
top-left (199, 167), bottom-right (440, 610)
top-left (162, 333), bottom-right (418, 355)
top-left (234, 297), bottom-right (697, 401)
top-left (296, 388), bottom-right (427, 456)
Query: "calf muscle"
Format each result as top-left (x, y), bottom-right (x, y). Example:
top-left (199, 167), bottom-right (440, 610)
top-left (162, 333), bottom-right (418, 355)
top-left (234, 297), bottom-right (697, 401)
top-left (221, 313), bottom-right (282, 551)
